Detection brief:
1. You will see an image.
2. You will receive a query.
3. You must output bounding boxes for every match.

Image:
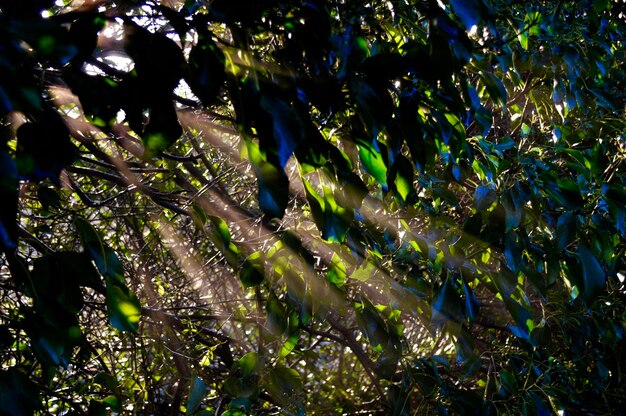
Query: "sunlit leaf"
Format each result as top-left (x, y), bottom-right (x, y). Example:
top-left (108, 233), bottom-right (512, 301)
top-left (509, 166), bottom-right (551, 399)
top-left (358, 140), bottom-right (388, 189)
top-left (106, 285), bottom-right (141, 332)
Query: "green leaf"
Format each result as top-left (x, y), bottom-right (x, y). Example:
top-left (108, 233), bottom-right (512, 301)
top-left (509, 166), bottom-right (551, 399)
top-left (239, 252), bottom-right (265, 288)
top-left (389, 155), bottom-right (414, 203)
top-left (327, 253), bottom-right (347, 287)
top-left (266, 292), bottom-right (288, 336)
top-left (357, 140), bottom-right (388, 189)
top-left (518, 31), bottom-right (528, 50)
top-left (265, 366), bottom-right (303, 406)
top-left (237, 352), bottom-right (262, 378)
top-left (106, 284), bottom-right (141, 332)
top-left (246, 139), bottom-right (289, 219)
top-left (500, 370), bottom-right (519, 394)
top-left (302, 178), bottom-right (352, 242)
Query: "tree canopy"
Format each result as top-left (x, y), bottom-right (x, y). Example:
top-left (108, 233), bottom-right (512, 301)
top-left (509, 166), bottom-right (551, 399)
top-left (1, 0), bottom-right (625, 414)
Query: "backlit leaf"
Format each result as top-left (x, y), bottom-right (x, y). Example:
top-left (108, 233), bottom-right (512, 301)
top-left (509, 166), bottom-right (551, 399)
top-left (106, 284), bottom-right (141, 332)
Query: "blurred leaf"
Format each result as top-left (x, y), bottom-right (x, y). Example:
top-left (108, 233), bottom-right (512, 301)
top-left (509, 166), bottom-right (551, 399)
top-left (0, 368), bottom-right (40, 416)
top-left (462, 281), bottom-right (479, 322)
top-left (500, 370), bottom-right (519, 394)
top-left (555, 212), bottom-right (576, 251)
top-left (15, 108), bottom-right (77, 183)
top-left (186, 376), bottom-right (208, 416)
top-left (432, 278), bottom-right (463, 326)
top-left (265, 366), bottom-right (303, 406)
top-left (239, 252), bottom-right (265, 288)
top-left (449, 0), bottom-right (481, 30)
top-left (187, 33), bottom-right (225, 106)
top-left (577, 244), bottom-right (606, 304)
top-left (106, 284), bottom-right (141, 332)
top-left (238, 352), bottom-right (262, 378)
top-left (246, 139), bottom-right (289, 219)
top-left (259, 94), bottom-right (304, 168)
top-left (474, 184), bottom-right (497, 211)
top-left (0, 152), bottom-right (18, 250)
top-left (266, 292), bottom-right (288, 336)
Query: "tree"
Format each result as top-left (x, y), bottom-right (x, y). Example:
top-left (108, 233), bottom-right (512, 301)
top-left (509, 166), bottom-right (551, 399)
top-left (0, 0), bottom-right (625, 414)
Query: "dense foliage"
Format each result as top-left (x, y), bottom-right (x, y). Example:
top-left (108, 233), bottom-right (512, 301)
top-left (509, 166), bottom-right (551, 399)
top-left (1, 0), bottom-right (625, 414)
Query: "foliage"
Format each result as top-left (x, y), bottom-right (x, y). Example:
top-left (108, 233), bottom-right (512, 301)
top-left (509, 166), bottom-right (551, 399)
top-left (0, 0), bottom-right (625, 414)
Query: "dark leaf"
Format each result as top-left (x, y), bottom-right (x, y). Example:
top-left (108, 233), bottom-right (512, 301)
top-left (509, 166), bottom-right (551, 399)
top-left (431, 278), bottom-right (463, 326)
top-left (474, 184), bottom-right (497, 211)
top-left (555, 211), bottom-right (576, 251)
top-left (239, 252), bottom-right (265, 288)
top-left (16, 108), bottom-right (78, 183)
top-left (266, 292), bottom-right (288, 336)
top-left (577, 244), bottom-right (606, 304)
top-left (187, 33), bottom-right (226, 106)
top-left (265, 366), bottom-right (303, 407)
top-left (142, 99), bottom-right (183, 159)
top-left (462, 281), bottom-right (479, 321)
top-left (0, 368), bottom-right (41, 416)
top-left (259, 94), bottom-right (304, 168)
top-left (123, 22), bottom-right (185, 92)
top-left (0, 152), bottom-right (18, 250)
top-left (246, 140), bottom-right (290, 219)
top-left (504, 232), bottom-right (522, 273)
